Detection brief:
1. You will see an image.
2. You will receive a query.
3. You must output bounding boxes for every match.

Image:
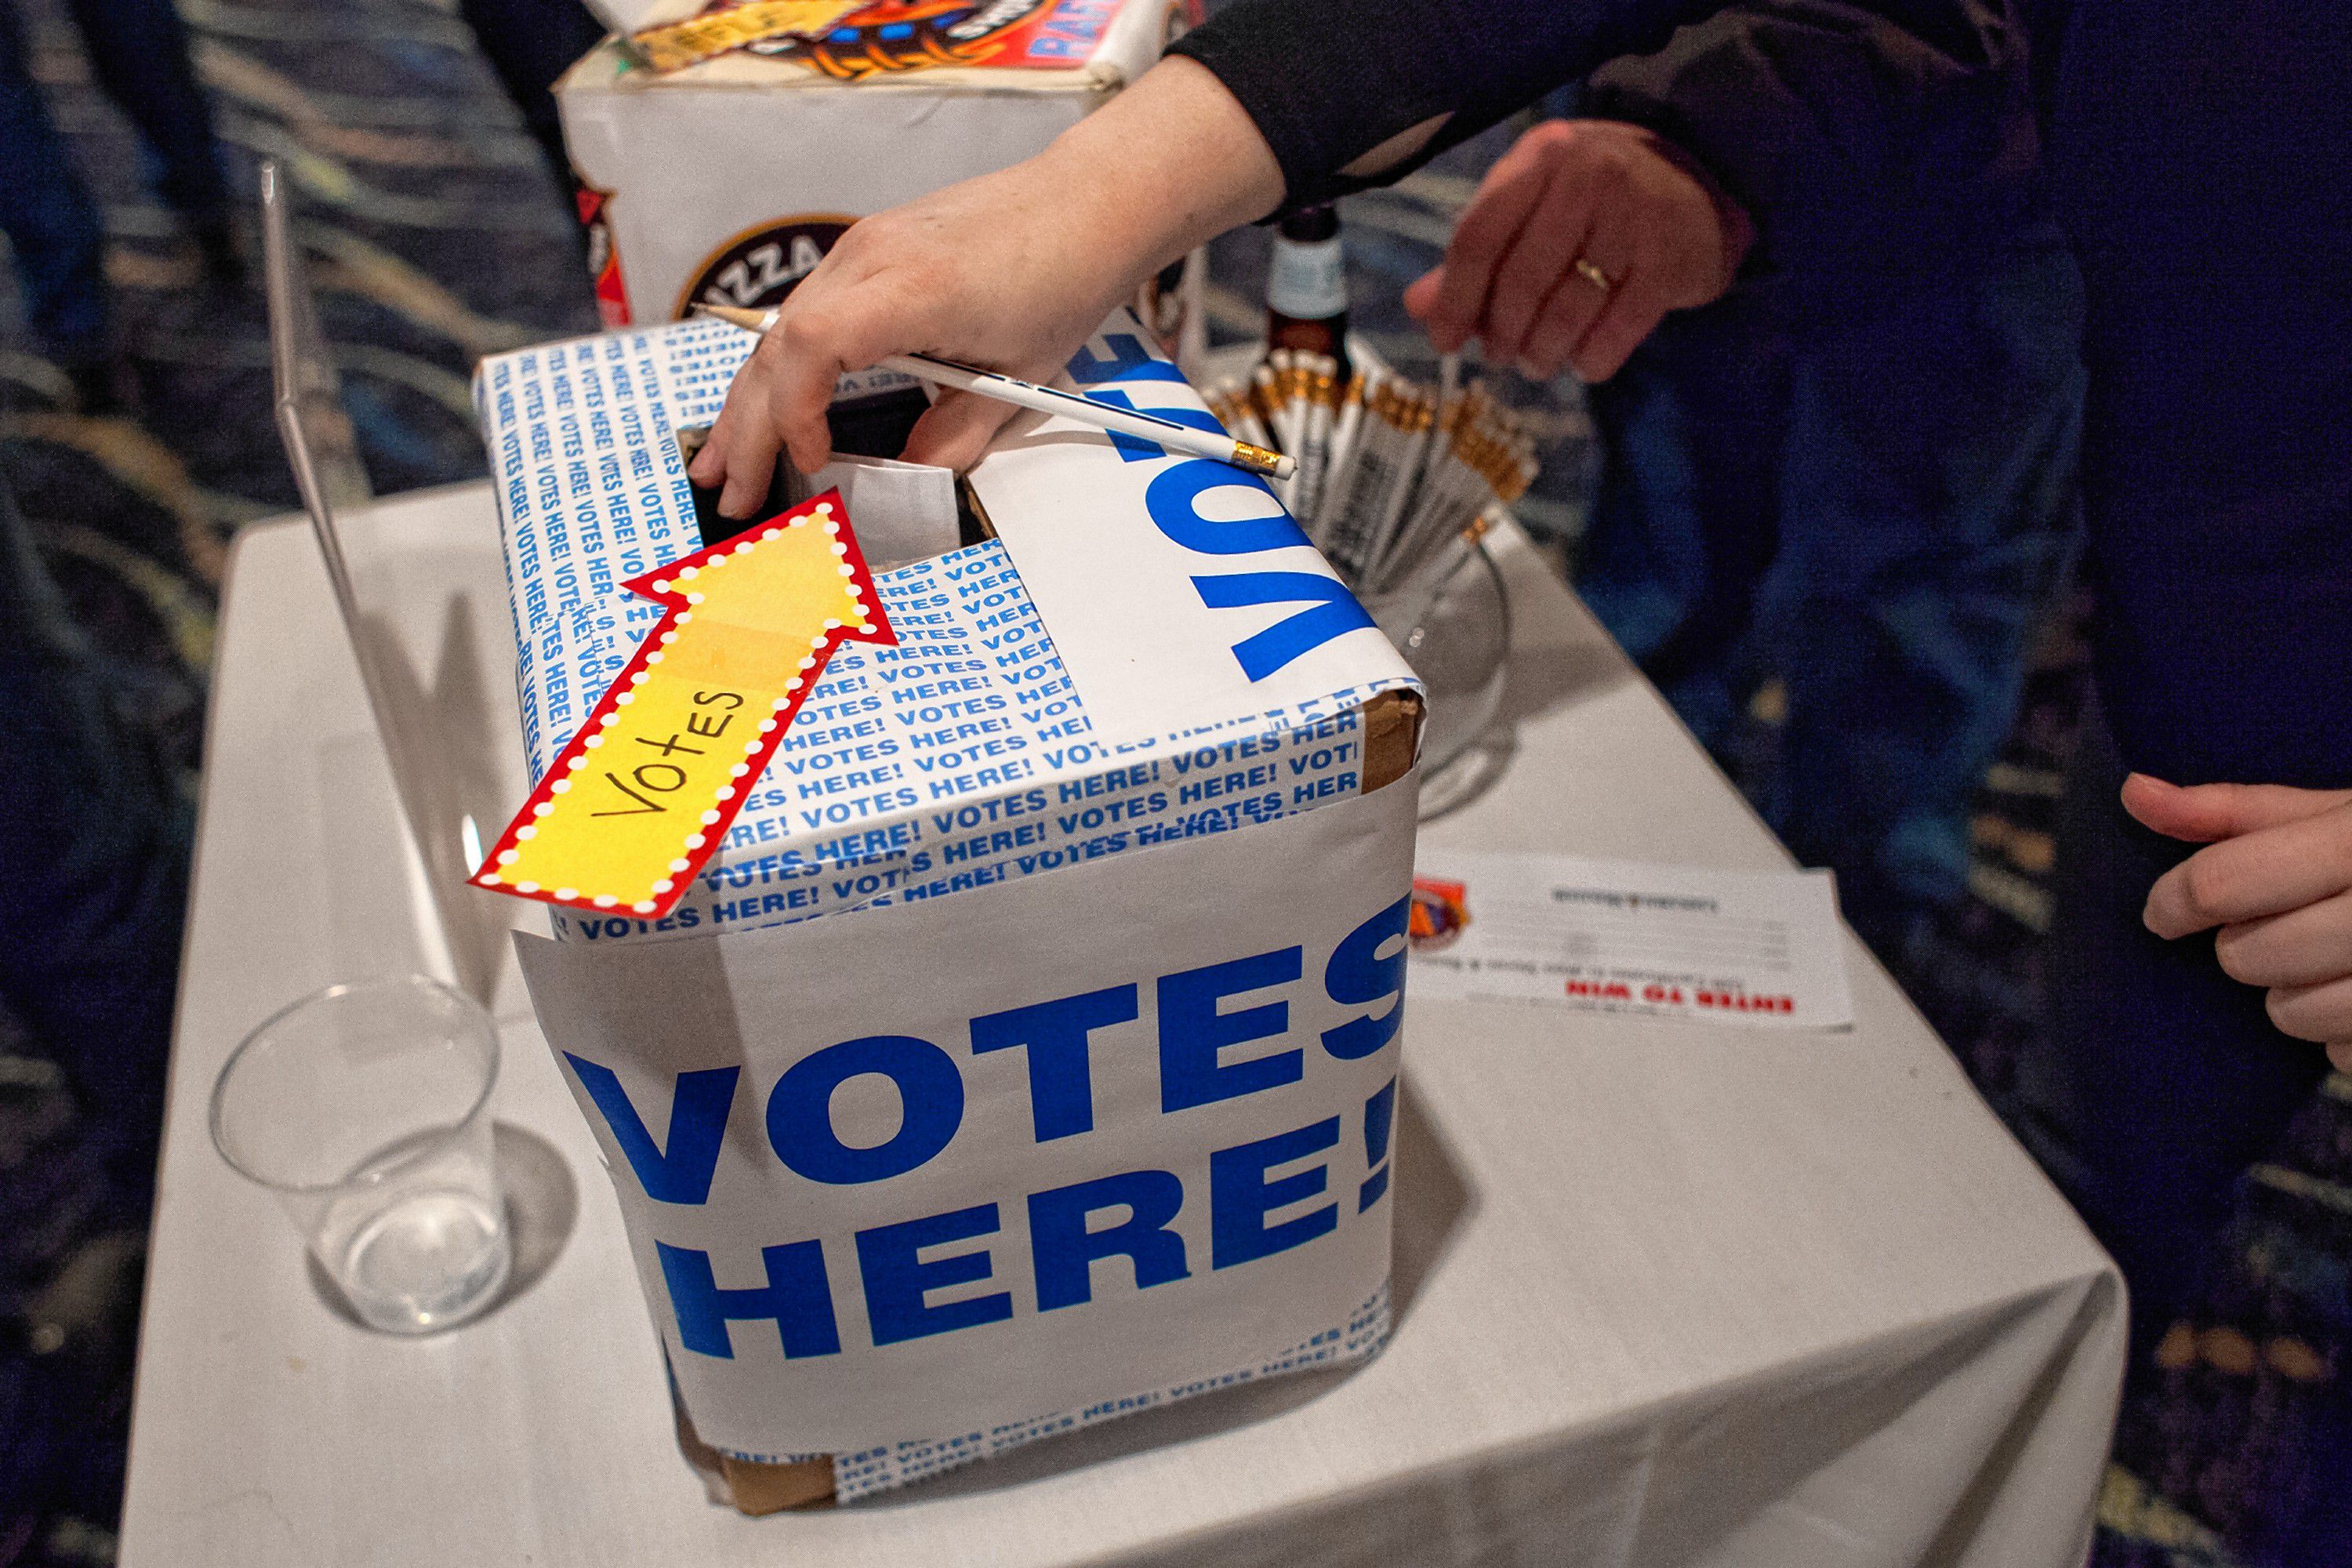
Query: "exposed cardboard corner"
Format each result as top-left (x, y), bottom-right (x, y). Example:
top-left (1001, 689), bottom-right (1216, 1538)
top-left (719, 1454), bottom-right (838, 1515)
top-left (956, 474), bottom-right (998, 543)
top-left (674, 1385), bottom-right (837, 1513)
top-left (1359, 689), bottom-right (1424, 794)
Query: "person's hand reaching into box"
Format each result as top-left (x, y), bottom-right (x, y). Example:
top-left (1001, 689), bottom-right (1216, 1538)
top-left (2131, 775), bottom-right (2352, 1072)
top-left (686, 168), bottom-right (1127, 517)
top-left (1403, 118), bottom-right (1752, 384)
top-left (687, 56), bottom-right (1283, 518)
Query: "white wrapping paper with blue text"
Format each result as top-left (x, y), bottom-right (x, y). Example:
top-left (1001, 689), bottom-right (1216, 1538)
top-left (515, 775), bottom-right (1415, 1456)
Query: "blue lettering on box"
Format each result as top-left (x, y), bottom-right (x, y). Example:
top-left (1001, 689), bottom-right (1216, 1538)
top-left (1320, 895), bottom-right (1410, 1060)
top-left (1210, 1117), bottom-right (1340, 1269)
top-left (766, 1035), bottom-right (964, 1184)
top-left (968, 983), bottom-right (1138, 1142)
top-left (1191, 571), bottom-right (1379, 683)
top-left (594, 904), bottom-right (1410, 1401)
top-left (1086, 387), bottom-right (1225, 465)
top-left (1145, 459), bottom-right (1302, 557)
top-left (564, 1054), bottom-right (736, 1204)
top-left (1028, 1170), bottom-right (1189, 1311)
top-left (855, 1204), bottom-right (1012, 1345)
top-left (1359, 1078), bottom-right (1396, 1212)
top-left (1065, 332), bottom-right (1186, 389)
top-left (658, 1239), bottom-right (840, 1359)
top-left (1069, 332), bottom-right (1377, 681)
top-left (1157, 947), bottom-right (1305, 1112)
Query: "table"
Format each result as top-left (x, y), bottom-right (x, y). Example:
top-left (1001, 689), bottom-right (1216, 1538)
top-left (122, 480), bottom-right (2123, 1567)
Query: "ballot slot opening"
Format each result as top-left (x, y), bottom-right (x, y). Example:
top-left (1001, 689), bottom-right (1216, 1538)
top-left (676, 385), bottom-right (989, 561)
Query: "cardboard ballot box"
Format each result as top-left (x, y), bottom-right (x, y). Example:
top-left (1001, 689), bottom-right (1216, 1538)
top-left (476, 313), bottom-right (1425, 1506)
top-left (558, 0), bottom-right (1179, 329)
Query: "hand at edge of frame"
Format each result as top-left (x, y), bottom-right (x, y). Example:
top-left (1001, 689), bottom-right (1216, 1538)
top-left (2129, 773), bottom-right (2352, 1074)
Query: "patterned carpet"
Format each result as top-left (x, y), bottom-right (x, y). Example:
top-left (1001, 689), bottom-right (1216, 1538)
top-left (0, 2), bottom-right (2344, 1563)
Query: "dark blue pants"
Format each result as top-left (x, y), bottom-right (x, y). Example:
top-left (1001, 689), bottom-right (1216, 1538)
top-left (0, 0), bottom-right (228, 361)
top-left (0, 474), bottom-right (189, 1537)
top-left (454, 0), bottom-right (604, 202)
top-left (2026, 704), bottom-right (2350, 1567)
top-left (0, 477), bottom-right (188, 1231)
top-left (1578, 240), bottom-right (2085, 932)
top-left (2026, 706), bottom-right (2332, 1349)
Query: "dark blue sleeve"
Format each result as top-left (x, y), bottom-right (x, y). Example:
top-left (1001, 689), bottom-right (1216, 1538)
top-left (1169, 0), bottom-right (2033, 256)
top-left (1167, 0), bottom-right (1719, 212)
top-left (1581, 0), bottom-right (2040, 287)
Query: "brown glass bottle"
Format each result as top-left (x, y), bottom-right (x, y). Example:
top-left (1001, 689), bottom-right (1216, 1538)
top-left (1265, 204), bottom-right (1350, 380)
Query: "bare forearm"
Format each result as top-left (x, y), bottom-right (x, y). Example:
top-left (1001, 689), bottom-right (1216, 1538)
top-left (689, 57), bottom-right (1287, 504)
top-left (1033, 55), bottom-right (1287, 296)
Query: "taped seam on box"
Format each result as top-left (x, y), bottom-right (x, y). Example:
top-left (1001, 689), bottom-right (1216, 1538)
top-left (709, 1283), bottom-right (1393, 1509)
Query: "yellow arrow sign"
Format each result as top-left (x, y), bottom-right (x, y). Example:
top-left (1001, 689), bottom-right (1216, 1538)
top-left (474, 490), bottom-right (895, 920)
top-left (630, 0), bottom-right (858, 73)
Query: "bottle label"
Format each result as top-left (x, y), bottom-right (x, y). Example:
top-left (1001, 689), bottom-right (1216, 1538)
top-left (1268, 236), bottom-right (1346, 320)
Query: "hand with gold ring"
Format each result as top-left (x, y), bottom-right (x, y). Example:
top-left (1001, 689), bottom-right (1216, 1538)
top-left (1404, 118), bottom-right (1753, 383)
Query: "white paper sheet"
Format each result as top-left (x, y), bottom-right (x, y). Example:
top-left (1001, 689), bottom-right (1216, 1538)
top-left (788, 453), bottom-right (960, 572)
top-left (1406, 850), bottom-right (1853, 1029)
top-left (970, 321), bottom-right (1416, 742)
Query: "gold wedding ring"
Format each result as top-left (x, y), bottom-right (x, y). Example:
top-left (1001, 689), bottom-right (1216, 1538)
top-left (1573, 256), bottom-right (1615, 294)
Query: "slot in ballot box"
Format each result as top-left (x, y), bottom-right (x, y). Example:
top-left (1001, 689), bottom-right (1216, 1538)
top-left (476, 310), bottom-right (1424, 1506)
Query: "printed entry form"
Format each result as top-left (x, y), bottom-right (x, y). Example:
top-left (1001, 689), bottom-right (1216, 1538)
top-left (1407, 850), bottom-right (1854, 1029)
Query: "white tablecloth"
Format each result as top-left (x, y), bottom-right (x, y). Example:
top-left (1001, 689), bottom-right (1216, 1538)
top-left (121, 481), bottom-right (2122, 1567)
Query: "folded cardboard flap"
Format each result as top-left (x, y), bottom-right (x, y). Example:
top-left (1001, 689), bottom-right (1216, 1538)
top-left (673, 1390), bottom-right (837, 1513)
top-left (720, 1455), bottom-right (836, 1515)
top-left (783, 455), bottom-right (960, 569)
top-left (1361, 688), bottom-right (1424, 794)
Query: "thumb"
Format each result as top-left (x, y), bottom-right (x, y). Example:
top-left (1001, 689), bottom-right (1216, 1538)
top-left (900, 387), bottom-right (1023, 474)
top-left (2122, 773), bottom-right (2352, 844)
top-left (1403, 267), bottom-right (1443, 322)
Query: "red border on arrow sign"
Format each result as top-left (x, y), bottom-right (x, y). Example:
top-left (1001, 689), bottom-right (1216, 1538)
top-left (471, 488), bottom-right (898, 923)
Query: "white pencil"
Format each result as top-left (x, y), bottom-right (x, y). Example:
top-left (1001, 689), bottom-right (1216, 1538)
top-left (695, 304), bottom-right (1294, 480)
